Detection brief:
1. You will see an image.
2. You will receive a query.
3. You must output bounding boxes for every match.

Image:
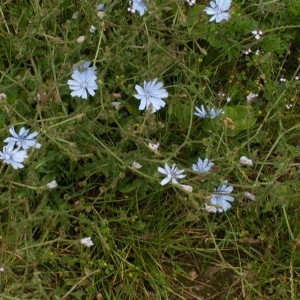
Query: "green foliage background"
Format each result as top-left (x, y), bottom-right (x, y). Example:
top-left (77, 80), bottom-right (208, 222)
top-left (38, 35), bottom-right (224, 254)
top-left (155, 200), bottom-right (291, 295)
top-left (0, 0), bottom-right (300, 299)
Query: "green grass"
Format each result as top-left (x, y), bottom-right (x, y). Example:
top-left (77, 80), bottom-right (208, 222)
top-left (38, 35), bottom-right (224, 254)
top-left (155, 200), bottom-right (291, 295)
top-left (0, 0), bottom-right (300, 299)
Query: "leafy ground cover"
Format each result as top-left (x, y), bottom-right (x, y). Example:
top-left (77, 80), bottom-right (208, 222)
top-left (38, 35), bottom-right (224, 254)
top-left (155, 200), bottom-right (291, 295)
top-left (0, 0), bottom-right (300, 299)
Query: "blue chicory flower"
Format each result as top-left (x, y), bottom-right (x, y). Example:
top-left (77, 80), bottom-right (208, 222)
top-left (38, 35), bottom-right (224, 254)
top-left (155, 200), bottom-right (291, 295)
top-left (204, 0), bottom-right (231, 23)
top-left (158, 163), bottom-right (186, 186)
top-left (134, 79), bottom-right (168, 113)
top-left (192, 158), bottom-right (214, 173)
top-left (194, 105), bottom-right (224, 119)
top-left (0, 142), bottom-right (28, 169)
top-left (97, 3), bottom-right (105, 11)
top-left (4, 127), bottom-right (41, 150)
top-left (129, 0), bottom-right (148, 16)
top-left (67, 61), bottom-right (98, 99)
top-left (210, 184), bottom-right (234, 212)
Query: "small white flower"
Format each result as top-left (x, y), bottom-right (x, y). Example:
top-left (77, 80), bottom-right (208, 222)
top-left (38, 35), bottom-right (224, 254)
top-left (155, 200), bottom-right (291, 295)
top-left (72, 12), bottom-right (79, 19)
top-left (210, 184), bottom-right (234, 212)
top-left (4, 127), bottom-right (41, 150)
top-left (80, 237), bottom-right (94, 247)
top-left (0, 93), bottom-right (7, 100)
top-left (280, 77), bottom-right (286, 82)
top-left (0, 267), bottom-right (4, 272)
top-left (0, 142), bottom-right (28, 169)
top-left (157, 163), bottom-right (186, 186)
top-left (111, 101), bottom-right (122, 109)
top-left (226, 97), bottom-right (231, 103)
top-left (243, 191), bottom-right (256, 201)
top-left (192, 157), bottom-right (214, 173)
top-left (97, 11), bottom-right (106, 19)
top-left (67, 61), bottom-right (98, 99)
top-left (134, 79), bottom-right (168, 113)
top-left (286, 103), bottom-right (293, 110)
top-left (77, 35), bottom-right (86, 44)
top-left (89, 25), bottom-right (96, 33)
top-left (148, 142), bottom-right (159, 152)
top-left (239, 156), bottom-right (253, 166)
top-left (179, 184), bottom-right (193, 193)
top-left (255, 49), bottom-right (261, 55)
top-left (246, 92), bottom-right (258, 103)
top-left (132, 161), bottom-right (142, 169)
top-left (186, 0), bottom-right (196, 6)
top-left (204, 0), bottom-right (231, 23)
top-left (37, 89), bottom-right (46, 101)
top-left (252, 29), bottom-right (263, 40)
top-left (244, 48), bottom-right (251, 55)
top-left (295, 76), bottom-right (299, 81)
top-left (46, 180), bottom-right (58, 189)
top-left (205, 204), bottom-right (218, 213)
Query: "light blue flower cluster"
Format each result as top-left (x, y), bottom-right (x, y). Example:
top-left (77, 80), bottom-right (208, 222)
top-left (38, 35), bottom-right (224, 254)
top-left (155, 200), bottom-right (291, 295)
top-left (127, 0), bottom-right (232, 21)
top-left (67, 62), bottom-right (169, 114)
top-left (67, 62), bottom-right (169, 113)
top-left (158, 157), bottom-right (234, 213)
top-left (65, 1), bottom-right (235, 212)
top-left (67, 0), bottom-right (232, 101)
top-left (0, 127), bottom-right (41, 169)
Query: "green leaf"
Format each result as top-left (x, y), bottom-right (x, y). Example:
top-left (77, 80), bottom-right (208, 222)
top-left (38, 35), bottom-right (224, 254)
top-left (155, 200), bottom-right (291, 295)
top-left (0, 112), bottom-right (6, 127)
top-left (184, 5), bottom-right (205, 27)
top-left (224, 105), bottom-right (257, 136)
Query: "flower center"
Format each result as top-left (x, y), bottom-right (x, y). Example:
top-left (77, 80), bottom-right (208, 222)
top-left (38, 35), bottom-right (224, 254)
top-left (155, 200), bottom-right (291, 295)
top-left (4, 153), bottom-right (11, 161)
top-left (216, 6), bottom-right (222, 14)
top-left (171, 170), bottom-right (178, 178)
top-left (80, 81), bottom-right (88, 88)
top-left (144, 89), bottom-right (150, 97)
top-left (144, 90), bottom-right (152, 103)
